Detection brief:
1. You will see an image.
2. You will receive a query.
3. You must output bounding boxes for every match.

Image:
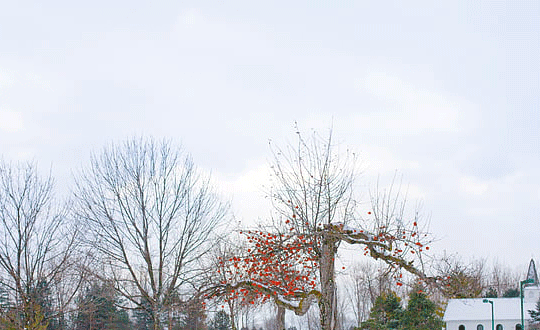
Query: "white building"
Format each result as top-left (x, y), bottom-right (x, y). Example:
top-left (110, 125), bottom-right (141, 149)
top-left (444, 260), bottom-right (540, 330)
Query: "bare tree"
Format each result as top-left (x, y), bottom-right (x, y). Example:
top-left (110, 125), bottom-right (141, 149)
top-left (488, 261), bottom-right (521, 297)
top-left (0, 160), bottom-right (80, 329)
top-left (342, 261), bottom-right (395, 327)
top-left (74, 137), bottom-right (230, 330)
top-left (431, 253), bottom-right (487, 299)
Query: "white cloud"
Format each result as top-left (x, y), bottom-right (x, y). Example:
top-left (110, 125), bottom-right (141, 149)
top-left (213, 161), bottom-right (273, 225)
top-left (0, 109), bottom-right (24, 133)
top-left (171, 9), bottom-right (240, 46)
top-left (0, 68), bottom-right (14, 88)
top-left (460, 170), bottom-right (527, 198)
top-left (459, 175), bottom-right (489, 196)
top-left (355, 72), bottom-right (479, 134)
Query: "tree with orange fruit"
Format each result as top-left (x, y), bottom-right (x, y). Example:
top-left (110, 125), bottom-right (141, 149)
top-left (214, 128), bottom-right (433, 330)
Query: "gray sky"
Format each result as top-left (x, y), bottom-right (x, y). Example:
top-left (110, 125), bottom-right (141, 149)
top-left (1, 0), bottom-right (539, 272)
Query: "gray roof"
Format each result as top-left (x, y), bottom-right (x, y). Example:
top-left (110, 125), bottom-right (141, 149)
top-left (443, 298), bottom-right (536, 322)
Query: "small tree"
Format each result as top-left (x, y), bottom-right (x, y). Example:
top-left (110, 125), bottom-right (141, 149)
top-left (484, 287), bottom-right (498, 298)
top-left (358, 290), bottom-right (442, 330)
top-left (74, 281), bottom-right (131, 330)
top-left (434, 254), bottom-right (486, 299)
top-left (400, 291), bottom-right (443, 330)
top-left (503, 288), bottom-right (520, 297)
top-left (134, 298), bottom-right (154, 330)
top-left (358, 291), bottom-right (402, 330)
top-left (529, 298), bottom-right (540, 324)
top-left (208, 311), bottom-right (231, 330)
top-left (0, 160), bottom-right (80, 330)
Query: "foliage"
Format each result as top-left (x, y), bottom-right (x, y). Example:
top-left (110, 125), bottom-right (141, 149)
top-left (400, 291), bottom-right (443, 330)
top-left (529, 298), bottom-right (540, 323)
top-left (74, 282), bottom-right (131, 330)
top-left (208, 311), bottom-right (231, 330)
top-left (503, 288), bottom-right (520, 297)
top-left (134, 298), bottom-right (154, 330)
top-left (359, 291), bottom-right (402, 329)
top-left (29, 279), bottom-right (67, 330)
top-left (484, 287), bottom-right (498, 298)
top-left (358, 291), bottom-right (442, 330)
top-left (0, 301), bottom-right (49, 330)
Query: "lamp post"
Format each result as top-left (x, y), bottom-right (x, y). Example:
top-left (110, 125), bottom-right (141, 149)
top-left (521, 278), bottom-right (534, 330)
top-left (483, 299), bottom-right (494, 330)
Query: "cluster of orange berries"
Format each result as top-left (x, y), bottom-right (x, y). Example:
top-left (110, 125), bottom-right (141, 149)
top-left (216, 226), bottom-right (319, 305)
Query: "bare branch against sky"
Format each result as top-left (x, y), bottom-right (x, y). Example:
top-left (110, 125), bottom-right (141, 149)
top-left (73, 137), bottom-right (230, 330)
top-left (0, 0), bottom-right (538, 269)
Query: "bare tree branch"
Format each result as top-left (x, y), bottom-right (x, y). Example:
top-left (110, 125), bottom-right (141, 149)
top-left (74, 137), bottom-right (230, 330)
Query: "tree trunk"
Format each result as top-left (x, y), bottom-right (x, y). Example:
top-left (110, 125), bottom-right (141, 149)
top-left (153, 306), bottom-right (161, 330)
top-left (276, 306), bottom-right (286, 330)
top-left (228, 303), bottom-right (237, 330)
top-left (319, 234), bottom-right (338, 330)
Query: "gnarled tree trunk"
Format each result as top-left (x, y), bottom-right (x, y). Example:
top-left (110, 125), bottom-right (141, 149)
top-left (319, 235), bottom-right (339, 330)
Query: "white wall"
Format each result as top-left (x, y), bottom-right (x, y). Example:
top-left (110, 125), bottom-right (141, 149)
top-left (446, 320), bottom-right (523, 330)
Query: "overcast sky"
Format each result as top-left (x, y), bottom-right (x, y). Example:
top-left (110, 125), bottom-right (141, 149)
top-left (1, 0), bottom-right (539, 272)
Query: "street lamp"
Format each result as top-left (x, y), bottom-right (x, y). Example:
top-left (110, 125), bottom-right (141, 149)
top-left (521, 278), bottom-right (534, 330)
top-left (483, 299), bottom-right (494, 330)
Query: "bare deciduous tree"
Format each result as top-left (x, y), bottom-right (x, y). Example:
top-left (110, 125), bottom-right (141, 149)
top-left (432, 253), bottom-right (487, 299)
top-left (488, 261), bottom-right (521, 297)
top-left (0, 160), bottom-right (79, 329)
top-left (74, 137), bottom-right (229, 330)
top-left (342, 261), bottom-right (395, 327)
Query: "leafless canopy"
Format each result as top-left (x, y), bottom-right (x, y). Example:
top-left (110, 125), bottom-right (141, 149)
top-left (269, 128), bottom-right (357, 244)
top-left (74, 137), bottom-right (229, 328)
top-left (0, 160), bottom-right (78, 327)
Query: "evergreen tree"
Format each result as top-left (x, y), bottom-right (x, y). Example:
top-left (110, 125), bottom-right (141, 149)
top-left (1, 301), bottom-right (48, 330)
top-left (357, 290), bottom-right (442, 330)
top-left (400, 291), bottom-right (443, 330)
top-left (529, 298), bottom-right (540, 324)
top-left (134, 298), bottom-right (154, 330)
top-left (359, 291), bottom-right (402, 329)
top-left (208, 311), bottom-right (231, 330)
top-left (75, 282), bottom-right (131, 330)
top-left (0, 285), bottom-right (11, 312)
top-left (484, 287), bottom-right (498, 298)
top-left (29, 279), bottom-right (65, 330)
top-left (503, 288), bottom-right (520, 297)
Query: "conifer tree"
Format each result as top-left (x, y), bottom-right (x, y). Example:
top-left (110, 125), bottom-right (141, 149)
top-left (529, 298), bottom-right (540, 324)
top-left (75, 282), bottom-right (131, 330)
top-left (359, 291), bottom-right (402, 330)
top-left (208, 311), bottom-right (231, 330)
top-left (400, 291), bottom-right (443, 330)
